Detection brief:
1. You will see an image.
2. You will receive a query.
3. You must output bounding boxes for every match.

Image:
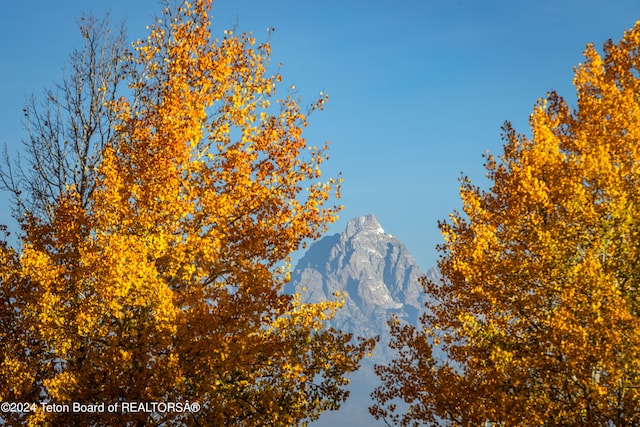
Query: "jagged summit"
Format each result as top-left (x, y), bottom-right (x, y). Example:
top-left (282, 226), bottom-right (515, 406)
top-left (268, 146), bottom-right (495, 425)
top-left (288, 215), bottom-right (439, 427)
top-left (287, 214), bottom-right (432, 354)
top-left (342, 214), bottom-right (385, 239)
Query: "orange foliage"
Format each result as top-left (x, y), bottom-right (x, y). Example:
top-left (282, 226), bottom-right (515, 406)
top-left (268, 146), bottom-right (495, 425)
top-left (0, 1), bottom-right (373, 425)
top-left (373, 21), bottom-right (640, 426)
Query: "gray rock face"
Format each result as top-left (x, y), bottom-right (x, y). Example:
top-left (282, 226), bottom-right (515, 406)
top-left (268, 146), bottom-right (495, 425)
top-left (286, 214), bottom-right (440, 426)
top-left (286, 213), bottom-right (436, 363)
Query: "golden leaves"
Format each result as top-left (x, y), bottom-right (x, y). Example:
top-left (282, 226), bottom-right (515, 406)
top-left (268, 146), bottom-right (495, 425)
top-left (1, 0), bottom-right (368, 425)
top-left (374, 20), bottom-right (640, 427)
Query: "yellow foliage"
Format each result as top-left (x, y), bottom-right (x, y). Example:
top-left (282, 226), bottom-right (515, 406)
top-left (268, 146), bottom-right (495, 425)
top-left (373, 20), bottom-right (640, 426)
top-left (0, 1), bottom-right (374, 425)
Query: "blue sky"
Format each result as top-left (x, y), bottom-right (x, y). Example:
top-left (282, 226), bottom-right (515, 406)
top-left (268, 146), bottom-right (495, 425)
top-left (2, 1), bottom-right (640, 269)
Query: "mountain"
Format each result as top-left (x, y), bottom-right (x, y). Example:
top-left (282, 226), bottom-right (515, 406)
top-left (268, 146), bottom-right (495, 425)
top-left (286, 214), bottom-right (440, 426)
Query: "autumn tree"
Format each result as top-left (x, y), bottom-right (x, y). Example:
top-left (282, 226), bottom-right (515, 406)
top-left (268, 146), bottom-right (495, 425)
top-left (372, 21), bottom-right (640, 426)
top-left (0, 1), bottom-right (374, 426)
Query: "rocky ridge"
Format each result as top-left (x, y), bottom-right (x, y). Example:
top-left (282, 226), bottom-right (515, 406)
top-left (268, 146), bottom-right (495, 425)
top-left (286, 214), bottom-right (440, 426)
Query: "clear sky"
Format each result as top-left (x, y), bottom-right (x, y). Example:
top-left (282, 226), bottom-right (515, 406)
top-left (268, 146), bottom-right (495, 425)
top-left (2, 1), bottom-right (640, 270)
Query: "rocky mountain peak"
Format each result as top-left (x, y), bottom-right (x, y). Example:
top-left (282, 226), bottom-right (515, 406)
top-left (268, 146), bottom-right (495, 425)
top-left (285, 215), bottom-right (434, 427)
top-left (287, 214), bottom-right (433, 353)
top-left (342, 214), bottom-right (385, 239)
top-left (288, 215), bottom-right (440, 427)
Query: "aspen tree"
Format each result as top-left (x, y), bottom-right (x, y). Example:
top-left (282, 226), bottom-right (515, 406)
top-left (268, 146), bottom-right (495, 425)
top-left (373, 21), bottom-right (640, 426)
top-left (0, 1), bottom-right (374, 425)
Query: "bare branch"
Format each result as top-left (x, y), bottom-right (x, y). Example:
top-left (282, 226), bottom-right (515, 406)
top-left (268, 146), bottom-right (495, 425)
top-left (0, 13), bottom-right (128, 224)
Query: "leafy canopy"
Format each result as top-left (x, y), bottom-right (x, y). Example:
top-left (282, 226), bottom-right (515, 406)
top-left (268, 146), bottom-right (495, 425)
top-left (0, 1), bottom-right (374, 426)
top-left (372, 20), bottom-right (640, 427)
